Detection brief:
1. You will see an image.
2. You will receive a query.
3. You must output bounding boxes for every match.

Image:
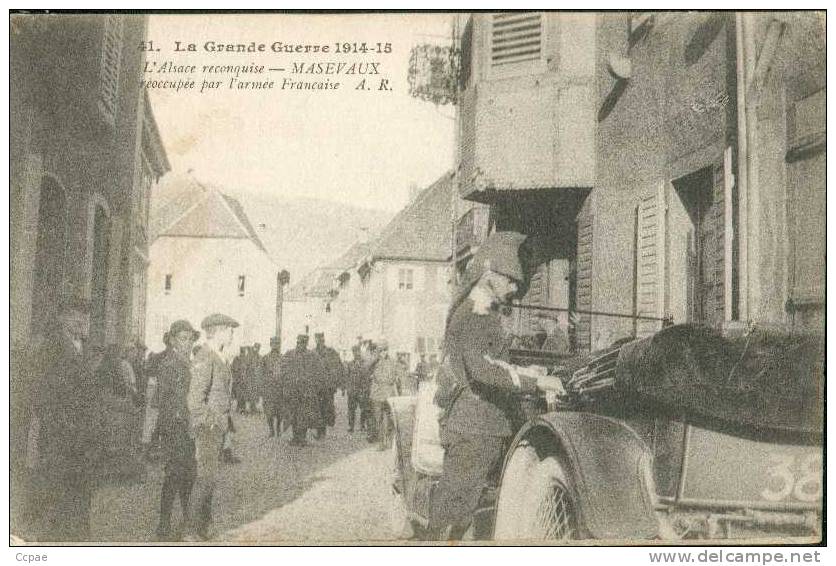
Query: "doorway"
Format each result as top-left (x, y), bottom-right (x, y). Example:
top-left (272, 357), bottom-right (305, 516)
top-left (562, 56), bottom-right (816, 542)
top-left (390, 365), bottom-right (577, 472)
top-left (673, 168), bottom-right (723, 327)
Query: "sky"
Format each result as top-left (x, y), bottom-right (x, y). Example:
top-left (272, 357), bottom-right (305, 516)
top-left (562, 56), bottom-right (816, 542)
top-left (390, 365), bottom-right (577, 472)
top-left (147, 13), bottom-right (457, 212)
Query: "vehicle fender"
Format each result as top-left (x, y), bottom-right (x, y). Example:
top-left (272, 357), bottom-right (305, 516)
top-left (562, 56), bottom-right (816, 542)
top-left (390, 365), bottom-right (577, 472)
top-left (508, 411), bottom-right (659, 540)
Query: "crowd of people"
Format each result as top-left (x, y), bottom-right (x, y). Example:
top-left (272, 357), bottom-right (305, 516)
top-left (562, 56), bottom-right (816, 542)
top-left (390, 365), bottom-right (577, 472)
top-left (14, 292), bottom-right (430, 543)
top-left (13, 230), bottom-right (564, 544)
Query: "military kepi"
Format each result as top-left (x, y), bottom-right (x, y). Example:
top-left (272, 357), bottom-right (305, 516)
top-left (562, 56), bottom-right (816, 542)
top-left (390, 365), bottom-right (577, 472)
top-left (200, 313), bottom-right (240, 330)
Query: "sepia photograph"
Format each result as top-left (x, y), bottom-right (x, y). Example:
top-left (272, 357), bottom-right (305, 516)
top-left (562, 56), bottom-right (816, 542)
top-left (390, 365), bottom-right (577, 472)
top-left (7, 8), bottom-right (826, 548)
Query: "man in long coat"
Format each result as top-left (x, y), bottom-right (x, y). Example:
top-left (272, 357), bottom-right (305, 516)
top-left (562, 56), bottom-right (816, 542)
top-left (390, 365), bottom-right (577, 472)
top-left (313, 332), bottom-right (343, 439)
top-left (262, 337), bottom-right (284, 438)
top-left (345, 344), bottom-right (373, 433)
top-left (28, 297), bottom-right (104, 542)
top-left (280, 334), bottom-right (325, 446)
top-left (430, 232), bottom-right (539, 540)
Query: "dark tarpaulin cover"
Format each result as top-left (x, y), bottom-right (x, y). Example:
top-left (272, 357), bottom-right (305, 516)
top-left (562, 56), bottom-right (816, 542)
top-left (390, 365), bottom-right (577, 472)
top-left (614, 324), bottom-right (824, 444)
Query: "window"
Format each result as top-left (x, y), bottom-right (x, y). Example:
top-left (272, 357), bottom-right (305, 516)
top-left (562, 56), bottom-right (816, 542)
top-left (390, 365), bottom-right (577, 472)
top-left (164, 274), bottom-right (172, 294)
top-left (237, 275), bottom-right (246, 296)
top-left (398, 268), bottom-right (414, 291)
top-left (416, 336), bottom-right (426, 353)
top-left (98, 15), bottom-right (124, 125)
top-left (490, 12), bottom-right (543, 68)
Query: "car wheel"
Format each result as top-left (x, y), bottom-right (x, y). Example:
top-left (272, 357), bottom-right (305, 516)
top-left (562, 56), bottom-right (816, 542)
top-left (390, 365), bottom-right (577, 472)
top-left (390, 435), bottom-right (414, 540)
top-left (493, 443), bottom-right (580, 541)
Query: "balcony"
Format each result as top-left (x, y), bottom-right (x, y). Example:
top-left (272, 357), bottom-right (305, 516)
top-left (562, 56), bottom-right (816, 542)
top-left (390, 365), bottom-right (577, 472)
top-left (457, 12), bottom-right (597, 202)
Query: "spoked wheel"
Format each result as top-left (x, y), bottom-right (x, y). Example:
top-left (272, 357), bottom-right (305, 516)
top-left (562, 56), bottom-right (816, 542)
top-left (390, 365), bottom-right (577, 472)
top-left (493, 442), bottom-right (581, 542)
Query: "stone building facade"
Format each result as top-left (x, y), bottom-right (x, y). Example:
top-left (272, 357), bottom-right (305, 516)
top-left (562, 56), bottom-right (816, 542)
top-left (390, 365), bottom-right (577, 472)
top-left (10, 14), bottom-right (170, 352)
top-left (455, 12), bottom-right (825, 350)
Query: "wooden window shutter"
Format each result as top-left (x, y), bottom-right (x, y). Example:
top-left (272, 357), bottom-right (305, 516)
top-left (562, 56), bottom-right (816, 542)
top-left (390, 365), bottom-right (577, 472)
top-left (634, 184), bottom-right (666, 338)
top-left (98, 15), bottom-right (123, 126)
top-left (490, 12), bottom-right (543, 67)
top-left (575, 213), bottom-right (594, 351)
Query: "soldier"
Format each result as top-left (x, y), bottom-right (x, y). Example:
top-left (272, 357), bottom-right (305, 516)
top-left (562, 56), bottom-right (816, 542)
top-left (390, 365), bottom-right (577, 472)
top-left (430, 231), bottom-right (558, 540)
top-left (280, 334), bottom-right (325, 447)
top-left (368, 340), bottom-right (409, 450)
top-left (27, 297), bottom-right (105, 542)
top-left (345, 345), bottom-right (368, 433)
top-left (262, 337), bottom-right (284, 438)
top-left (183, 313), bottom-right (239, 542)
top-left (154, 320), bottom-right (199, 541)
top-left (313, 332), bottom-right (343, 439)
top-left (231, 346), bottom-right (246, 413)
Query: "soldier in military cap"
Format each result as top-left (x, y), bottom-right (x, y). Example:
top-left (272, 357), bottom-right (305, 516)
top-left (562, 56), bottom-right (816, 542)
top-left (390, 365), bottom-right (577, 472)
top-left (262, 337), bottom-right (284, 438)
top-left (280, 334), bottom-right (325, 446)
top-left (184, 313), bottom-right (238, 541)
top-left (430, 231), bottom-right (561, 540)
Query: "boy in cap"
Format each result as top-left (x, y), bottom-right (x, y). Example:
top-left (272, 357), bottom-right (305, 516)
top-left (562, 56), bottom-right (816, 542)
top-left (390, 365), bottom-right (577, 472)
top-left (183, 313), bottom-right (238, 541)
top-left (154, 320), bottom-right (199, 541)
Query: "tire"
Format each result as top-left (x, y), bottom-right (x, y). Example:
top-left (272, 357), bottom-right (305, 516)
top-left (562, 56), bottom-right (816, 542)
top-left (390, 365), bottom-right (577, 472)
top-left (493, 442), bottom-right (580, 541)
top-left (390, 434), bottom-right (414, 540)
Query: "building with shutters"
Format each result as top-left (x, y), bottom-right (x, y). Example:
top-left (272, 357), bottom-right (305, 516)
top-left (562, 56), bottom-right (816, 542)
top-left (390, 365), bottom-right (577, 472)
top-left (145, 174), bottom-right (277, 352)
top-left (10, 14), bottom-right (170, 352)
top-left (454, 12), bottom-right (825, 351)
top-left (329, 173), bottom-right (456, 368)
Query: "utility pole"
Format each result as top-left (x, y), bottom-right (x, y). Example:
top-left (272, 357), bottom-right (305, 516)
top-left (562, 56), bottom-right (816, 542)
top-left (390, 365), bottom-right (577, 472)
top-left (276, 269), bottom-right (290, 339)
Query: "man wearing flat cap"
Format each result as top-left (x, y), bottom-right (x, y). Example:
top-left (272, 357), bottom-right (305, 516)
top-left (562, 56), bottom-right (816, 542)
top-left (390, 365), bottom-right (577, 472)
top-left (184, 313), bottom-right (238, 541)
top-left (154, 320), bottom-right (199, 540)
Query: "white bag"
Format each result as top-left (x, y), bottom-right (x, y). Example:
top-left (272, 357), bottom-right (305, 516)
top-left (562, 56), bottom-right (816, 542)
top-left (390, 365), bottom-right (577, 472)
top-left (410, 379), bottom-right (445, 476)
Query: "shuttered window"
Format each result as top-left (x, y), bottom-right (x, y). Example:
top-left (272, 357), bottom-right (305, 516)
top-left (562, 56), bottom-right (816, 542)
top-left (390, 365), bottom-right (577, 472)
top-left (786, 89), bottom-right (825, 328)
top-left (634, 186), bottom-right (666, 338)
top-left (490, 12), bottom-right (543, 67)
top-left (575, 214), bottom-right (594, 351)
top-left (99, 15), bottom-right (123, 124)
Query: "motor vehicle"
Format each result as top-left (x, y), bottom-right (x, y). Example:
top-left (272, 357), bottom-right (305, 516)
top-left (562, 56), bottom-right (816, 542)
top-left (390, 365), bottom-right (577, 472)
top-left (388, 323), bottom-right (823, 542)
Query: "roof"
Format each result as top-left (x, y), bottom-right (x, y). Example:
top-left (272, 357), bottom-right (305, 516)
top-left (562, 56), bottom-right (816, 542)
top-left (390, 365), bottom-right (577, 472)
top-left (287, 267), bottom-right (342, 300)
top-left (369, 171), bottom-right (454, 263)
top-left (325, 240), bottom-right (372, 270)
top-left (150, 174), bottom-right (267, 252)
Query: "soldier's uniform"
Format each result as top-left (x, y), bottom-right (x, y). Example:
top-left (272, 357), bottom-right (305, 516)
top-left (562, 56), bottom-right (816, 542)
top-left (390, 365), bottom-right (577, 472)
top-left (431, 231), bottom-right (531, 540)
top-left (280, 335), bottom-right (325, 446)
top-left (262, 338), bottom-right (284, 437)
top-left (314, 337), bottom-right (344, 438)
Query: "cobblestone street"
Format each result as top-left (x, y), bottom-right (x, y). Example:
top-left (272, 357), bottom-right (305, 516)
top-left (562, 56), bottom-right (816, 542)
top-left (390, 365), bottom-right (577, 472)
top-left (90, 399), bottom-right (396, 543)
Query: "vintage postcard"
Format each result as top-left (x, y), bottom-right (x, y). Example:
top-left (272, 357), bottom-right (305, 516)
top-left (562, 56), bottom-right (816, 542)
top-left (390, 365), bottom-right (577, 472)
top-left (8, 10), bottom-right (825, 548)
